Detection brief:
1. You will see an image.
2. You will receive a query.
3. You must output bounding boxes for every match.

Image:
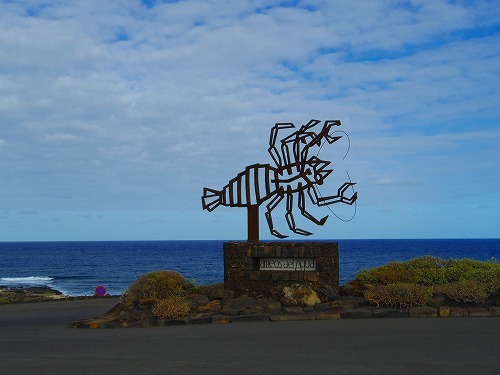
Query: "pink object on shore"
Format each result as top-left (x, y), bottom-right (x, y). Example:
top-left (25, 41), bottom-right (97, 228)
top-left (94, 285), bottom-right (107, 297)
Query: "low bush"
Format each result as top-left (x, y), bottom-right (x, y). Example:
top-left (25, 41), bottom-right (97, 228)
top-left (445, 259), bottom-right (500, 293)
top-left (433, 280), bottom-right (489, 303)
top-left (356, 256), bottom-right (500, 292)
top-left (356, 261), bottom-right (415, 285)
top-left (151, 297), bottom-right (190, 319)
top-left (364, 283), bottom-right (432, 308)
top-left (122, 270), bottom-right (193, 302)
top-left (190, 282), bottom-right (224, 296)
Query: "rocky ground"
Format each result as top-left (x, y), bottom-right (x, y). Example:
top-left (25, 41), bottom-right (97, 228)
top-left (0, 286), bottom-right (67, 303)
top-left (69, 283), bottom-right (500, 329)
top-left (0, 286), bottom-right (118, 304)
top-left (3, 284), bottom-right (498, 327)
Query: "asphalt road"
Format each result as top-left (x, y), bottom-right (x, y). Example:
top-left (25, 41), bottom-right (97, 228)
top-left (0, 299), bottom-right (499, 375)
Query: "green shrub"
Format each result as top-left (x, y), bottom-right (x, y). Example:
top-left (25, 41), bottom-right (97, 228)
top-left (184, 279), bottom-right (198, 294)
top-left (445, 259), bottom-right (500, 293)
top-left (356, 256), bottom-right (500, 292)
top-left (122, 270), bottom-right (192, 302)
top-left (356, 261), bottom-right (415, 285)
top-left (356, 257), bottom-right (500, 307)
top-left (364, 283), bottom-right (432, 308)
top-left (434, 280), bottom-right (489, 303)
top-left (191, 282), bottom-right (224, 296)
top-left (406, 256), bottom-right (448, 270)
top-left (151, 297), bottom-right (190, 319)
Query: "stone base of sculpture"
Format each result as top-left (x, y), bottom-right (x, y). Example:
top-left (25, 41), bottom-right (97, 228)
top-left (223, 242), bottom-right (339, 301)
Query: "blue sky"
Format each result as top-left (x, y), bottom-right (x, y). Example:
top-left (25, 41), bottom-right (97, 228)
top-left (0, 0), bottom-right (498, 241)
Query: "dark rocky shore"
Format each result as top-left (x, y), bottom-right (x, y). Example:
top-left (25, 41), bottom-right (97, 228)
top-left (69, 284), bottom-right (500, 329)
top-left (0, 286), bottom-right (118, 304)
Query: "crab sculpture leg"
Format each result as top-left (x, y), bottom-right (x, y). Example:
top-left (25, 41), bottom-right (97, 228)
top-left (268, 122), bottom-right (295, 167)
top-left (308, 182), bottom-right (358, 207)
top-left (269, 119), bottom-right (343, 169)
top-left (281, 120), bottom-right (320, 171)
top-left (276, 119), bottom-right (342, 171)
top-left (264, 188), bottom-right (287, 239)
top-left (297, 185), bottom-right (329, 226)
top-left (285, 188), bottom-right (313, 236)
top-left (269, 120), bottom-right (319, 172)
top-left (300, 120), bottom-right (342, 162)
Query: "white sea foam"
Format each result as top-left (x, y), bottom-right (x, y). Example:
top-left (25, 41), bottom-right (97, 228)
top-left (1, 276), bottom-right (54, 284)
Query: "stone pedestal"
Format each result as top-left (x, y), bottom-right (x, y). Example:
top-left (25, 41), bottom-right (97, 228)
top-left (224, 242), bottom-right (339, 300)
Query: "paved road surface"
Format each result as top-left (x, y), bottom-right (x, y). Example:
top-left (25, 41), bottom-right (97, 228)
top-left (0, 299), bottom-right (499, 374)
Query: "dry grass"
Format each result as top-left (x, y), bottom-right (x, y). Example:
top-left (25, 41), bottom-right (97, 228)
top-left (151, 297), bottom-right (191, 319)
top-left (364, 283), bottom-right (432, 308)
top-left (433, 280), bottom-right (489, 303)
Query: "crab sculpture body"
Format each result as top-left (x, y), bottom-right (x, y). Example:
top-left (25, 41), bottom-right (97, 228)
top-left (202, 119), bottom-right (357, 240)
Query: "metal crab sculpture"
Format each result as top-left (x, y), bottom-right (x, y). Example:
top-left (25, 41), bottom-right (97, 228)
top-left (202, 119), bottom-right (357, 241)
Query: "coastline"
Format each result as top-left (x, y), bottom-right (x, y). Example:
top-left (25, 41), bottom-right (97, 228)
top-left (2, 239), bottom-right (498, 296)
top-left (0, 286), bottom-right (119, 304)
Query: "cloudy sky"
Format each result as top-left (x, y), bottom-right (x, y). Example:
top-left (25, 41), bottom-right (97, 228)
top-left (0, 0), bottom-right (498, 241)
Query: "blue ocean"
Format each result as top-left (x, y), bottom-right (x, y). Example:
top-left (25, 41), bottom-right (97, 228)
top-left (1, 239), bottom-right (499, 296)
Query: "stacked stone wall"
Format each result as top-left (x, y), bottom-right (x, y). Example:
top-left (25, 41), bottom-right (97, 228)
top-left (224, 242), bottom-right (339, 298)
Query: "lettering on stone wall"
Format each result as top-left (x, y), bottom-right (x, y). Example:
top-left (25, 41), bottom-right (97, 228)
top-left (259, 258), bottom-right (316, 271)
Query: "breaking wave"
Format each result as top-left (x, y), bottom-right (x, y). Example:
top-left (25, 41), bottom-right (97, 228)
top-left (1, 276), bottom-right (54, 285)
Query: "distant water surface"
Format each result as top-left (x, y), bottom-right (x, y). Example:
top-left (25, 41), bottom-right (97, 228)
top-left (0, 239), bottom-right (498, 296)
